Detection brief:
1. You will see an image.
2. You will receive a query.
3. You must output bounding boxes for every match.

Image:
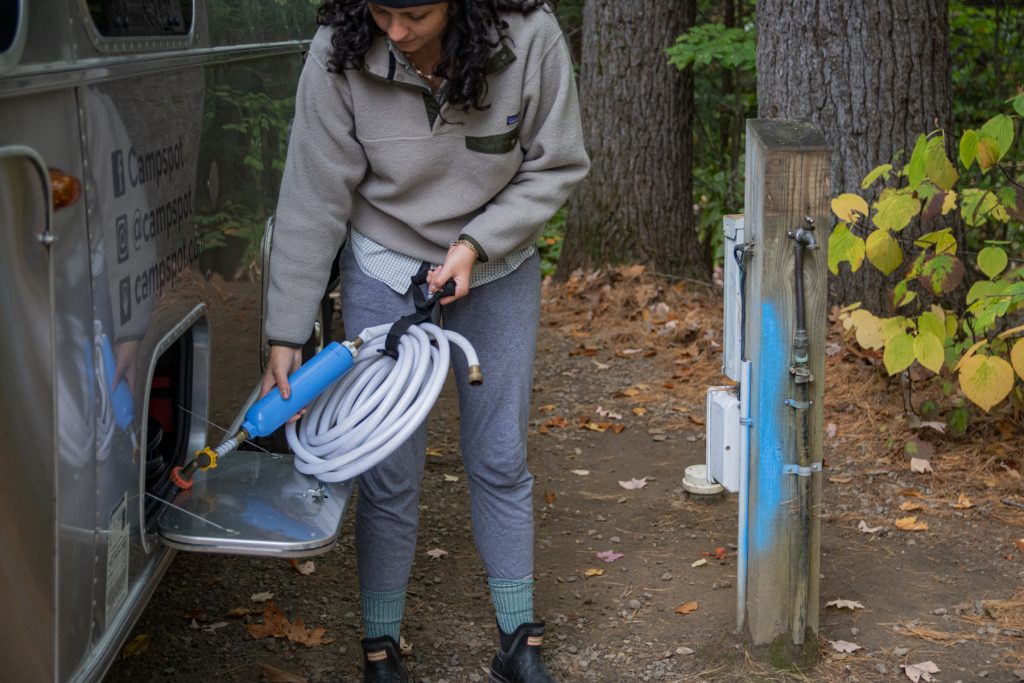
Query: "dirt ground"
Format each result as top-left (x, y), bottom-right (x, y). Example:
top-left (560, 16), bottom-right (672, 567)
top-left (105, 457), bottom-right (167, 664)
top-left (105, 269), bottom-right (1024, 683)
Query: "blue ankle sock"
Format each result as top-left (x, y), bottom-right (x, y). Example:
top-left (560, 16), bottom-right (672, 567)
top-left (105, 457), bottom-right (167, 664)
top-left (361, 588), bottom-right (405, 642)
top-left (488, 577), bottom-right (534, 635)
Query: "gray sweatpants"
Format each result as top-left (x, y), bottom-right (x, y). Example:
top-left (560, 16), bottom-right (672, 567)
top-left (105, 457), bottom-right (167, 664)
top-left (338, 244), bottom-right (540, 592)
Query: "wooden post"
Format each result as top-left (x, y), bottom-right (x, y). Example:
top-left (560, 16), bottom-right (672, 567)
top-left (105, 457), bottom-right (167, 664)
top-left (742, 120), bottom-right (830, 652)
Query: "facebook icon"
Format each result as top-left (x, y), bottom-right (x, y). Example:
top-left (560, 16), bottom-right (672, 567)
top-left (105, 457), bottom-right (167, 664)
top-left (111, 149), bottom-right (125, 198)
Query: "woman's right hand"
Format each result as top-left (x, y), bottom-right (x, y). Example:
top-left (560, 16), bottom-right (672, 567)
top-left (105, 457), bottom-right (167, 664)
top-left (261, 345), bottom-right (305, 423)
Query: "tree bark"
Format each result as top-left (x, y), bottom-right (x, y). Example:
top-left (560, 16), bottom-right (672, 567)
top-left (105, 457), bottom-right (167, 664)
top-left (757, 0), bottom-right (952, 312)
top-left (559, 0), bottom-right (702, 280)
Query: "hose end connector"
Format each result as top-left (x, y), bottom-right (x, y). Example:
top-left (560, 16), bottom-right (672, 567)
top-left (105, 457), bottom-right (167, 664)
top-left (196, 446), bottom-right (219, 471)
top-left (468, 364), bottom-right (484, 386)
top-left (170, 464), bottom-right (195, 489)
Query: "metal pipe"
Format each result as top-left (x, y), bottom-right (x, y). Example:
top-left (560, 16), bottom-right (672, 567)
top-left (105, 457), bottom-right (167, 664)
top-left (788, 217), bottom-right (817, 645)
top-left (736, 358), bottom-right (752, 632)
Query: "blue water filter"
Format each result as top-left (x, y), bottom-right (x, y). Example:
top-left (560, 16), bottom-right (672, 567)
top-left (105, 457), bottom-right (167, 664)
top-left (241, 342), bottom-right (355, 438)
top-left (99, 333), bottom-right (136, 431)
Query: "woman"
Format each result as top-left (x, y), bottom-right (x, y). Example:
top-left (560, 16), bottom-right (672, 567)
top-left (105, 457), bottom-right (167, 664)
top-left (261, 1), bottom-right (588, 680)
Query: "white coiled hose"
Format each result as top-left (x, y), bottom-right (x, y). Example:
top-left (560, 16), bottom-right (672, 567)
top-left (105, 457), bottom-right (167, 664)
top-left (285, 322), bottom-right (479, 482)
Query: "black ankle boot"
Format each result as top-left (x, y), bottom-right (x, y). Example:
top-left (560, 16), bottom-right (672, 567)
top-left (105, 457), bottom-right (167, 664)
top-left (361, 635), bottom-right (409, 683)
top-left (489, 621), bottom-right (555, 683)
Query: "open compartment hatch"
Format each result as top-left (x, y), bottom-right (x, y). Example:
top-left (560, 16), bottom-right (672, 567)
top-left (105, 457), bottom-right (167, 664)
top-left (158, 452), bottom-right (352, 557)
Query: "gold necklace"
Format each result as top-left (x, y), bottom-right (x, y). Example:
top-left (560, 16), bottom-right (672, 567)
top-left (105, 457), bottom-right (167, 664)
top-left (404, 52), bottom-right (441, 84)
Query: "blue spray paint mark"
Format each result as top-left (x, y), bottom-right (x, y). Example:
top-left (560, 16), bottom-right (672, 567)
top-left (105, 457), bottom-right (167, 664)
top-left (753, 300), bottom-right (786, 555)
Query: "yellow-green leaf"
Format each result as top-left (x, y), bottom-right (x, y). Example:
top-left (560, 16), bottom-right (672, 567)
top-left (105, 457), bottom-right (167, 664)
top-left (831, 194), bottom-right (870, 223)
top-left (980, 113), bottom-right (1014, 157)
top-left (914, 228), bottom-right (957, 255)
top-left (917, 310), bottom-right (946, 341)
top-left (914, 332), bottom-right (945, 374)
top-left (959, 129), bottom-right (978, 169)
top-left (827, 222), bottom-right (866, 274)
top-left (847, 309), bottom-right (884, 350)
top-left (977, 137), bottom-right (1000, 172)
top-left (941, 189), bottom-right (957, 216)
top-left (861, 163), bottom-right (893, 190)
top-left (1014, 94), bottom-right (1024, 118)
top-left (907, 134), bottom-right (927, 190)
top-left (961, 189), bottom-right (1009, 226)
top-left (872, 191), bottom-right (921, 231)
top-left (880, 316), bottom-right (910, 343)
top-left (866, 229), bottom-right (904, 275)
top-left (958, 354), bottom-right (1015, 412)
top-left (925, 135), bottom-right (958, 191)
top-left (1011, 340), bottom-right (1024, 380)
top-left (122, 634), bottom-right (151, 659)
top-left (884, 332), bottom-right (916, 375)
top-left (977, 246), bottom-right (1008, 279)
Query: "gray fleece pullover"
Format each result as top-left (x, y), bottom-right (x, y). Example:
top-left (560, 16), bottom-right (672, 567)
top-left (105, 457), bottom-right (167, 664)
top-left (265, 9), bottom-right (590, 345)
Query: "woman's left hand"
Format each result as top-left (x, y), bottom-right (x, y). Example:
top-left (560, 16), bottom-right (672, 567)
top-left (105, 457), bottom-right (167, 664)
top-left (426, 242), bottom-right (476, 305)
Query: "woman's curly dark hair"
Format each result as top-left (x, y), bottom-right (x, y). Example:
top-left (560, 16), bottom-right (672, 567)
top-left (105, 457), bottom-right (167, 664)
top-left (316, 1), bottom-right (551, 112)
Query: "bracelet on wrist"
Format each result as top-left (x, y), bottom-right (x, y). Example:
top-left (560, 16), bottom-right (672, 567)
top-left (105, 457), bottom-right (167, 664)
top-left (449, 238), bottom-right (479, 260)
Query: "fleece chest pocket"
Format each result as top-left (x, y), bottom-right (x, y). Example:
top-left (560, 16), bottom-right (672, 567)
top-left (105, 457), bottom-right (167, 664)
top-left (465, 126), bottom-right (520, 154)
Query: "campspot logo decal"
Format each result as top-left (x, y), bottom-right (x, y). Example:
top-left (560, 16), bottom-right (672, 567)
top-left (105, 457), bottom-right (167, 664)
top-left (111, 137), bottom-right (185, 198)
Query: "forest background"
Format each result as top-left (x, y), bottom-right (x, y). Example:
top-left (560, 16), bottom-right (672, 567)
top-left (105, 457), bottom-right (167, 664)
top-left (549, 0), bottom-right (1024, 437)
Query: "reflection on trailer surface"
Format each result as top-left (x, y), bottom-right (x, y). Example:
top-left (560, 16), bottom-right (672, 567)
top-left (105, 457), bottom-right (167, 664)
top-left (0, 2), bottom-right (351, 682)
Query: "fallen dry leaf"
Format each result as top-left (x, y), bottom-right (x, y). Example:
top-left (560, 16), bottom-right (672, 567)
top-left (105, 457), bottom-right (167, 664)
top-left (121, 634), bottom-right (150, 659)
top-left (899, 489), bottom-right (923, 497)
top-left (260, 664), bottom-right (307, 683)
top-left (290, 559), bottom-right (315, 576)
top-left (425, 447), bottom-right (443, 457)
top-left (910, 458), bottom-right (933, 474)
top-left (425, 548), bottom-right (448, 560)
top-left (1014, 538), bottom-right (1024, 553)
top-left (858, 520), bottom-right (884, 534)
top-left (829, 474), bottom-right (853, 484)
top-left (899, 501), bottom-right (924, 512)
top-left (691, 558), bottom-right (707, 568)
top-left (674, 600), bottom-right (699, 615)
top-left (226, 607), bottom-right (258, 618)
top-left (443, 474), bottom-right (459, 483)
top-left (538, 404), bottom-right (556, 413)
top-left (895, 516), bottom-right (929, 531)
top-left (544, 490), bottom-right (557, 505)
top-left (632, 407), bottom-right (647, 416)
top-left (620, 387), bottom-right (641, 397)
top-left (570, 469), bottom-right (590, 476)
top-left (246, 602), bottom-right (335, 647)
top-left (830, 640), bottom-right (862, 653)
top-left (250, 591), bottom-right (274, 603)
top-left (688, 414), bottom-right (705, 426)
top-left (399, 636), bottom-right (413, 657)
top-left (901, 660), bottom-right (940, 682)
top-left (825, 599), bottom-right (865, 610)
top-left (544, 416), bottom-right (568, 429)
top-left (584, 568), bottom-right (605, 577)
top-left (618, 477), bottom-right (648, 490)
top-left (596, 550), bottom-right (624, 563)
top-left (201, 621), bottom-right (229, 633)
top-left (952, 492), bottom-right (974, 509)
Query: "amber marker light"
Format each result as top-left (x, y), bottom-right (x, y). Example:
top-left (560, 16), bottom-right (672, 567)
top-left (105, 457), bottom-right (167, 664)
top-left (49, 168), bottom-right (81, 210)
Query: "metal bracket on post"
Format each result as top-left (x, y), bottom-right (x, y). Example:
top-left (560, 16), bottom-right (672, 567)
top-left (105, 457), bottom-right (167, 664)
top-left (783, 462), bottom-right (822, 477)
top-left (784, 399), bottom-right (813, 410)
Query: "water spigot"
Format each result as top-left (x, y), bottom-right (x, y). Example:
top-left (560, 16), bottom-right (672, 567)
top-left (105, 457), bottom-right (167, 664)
top-left (790, 216), bottom-right (819, 250)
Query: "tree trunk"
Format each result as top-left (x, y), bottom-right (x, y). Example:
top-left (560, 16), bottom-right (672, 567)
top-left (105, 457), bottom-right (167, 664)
top-left (757, 0), bottom-right (952, 313)
top-left (558, 0), bottom-right (702, 280)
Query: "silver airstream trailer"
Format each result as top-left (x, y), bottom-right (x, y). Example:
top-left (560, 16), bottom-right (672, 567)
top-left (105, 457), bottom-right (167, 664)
top-left (0, 2), bottom-right (351, 681)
